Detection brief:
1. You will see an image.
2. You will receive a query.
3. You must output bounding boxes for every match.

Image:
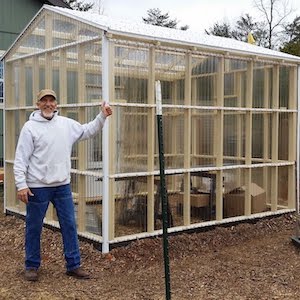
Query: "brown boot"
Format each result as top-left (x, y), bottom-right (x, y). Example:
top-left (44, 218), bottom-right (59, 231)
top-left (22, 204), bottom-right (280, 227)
top-left (66, 267), bottom-right (90, 279)
top-left (25, 269), bottom-right (38, 281)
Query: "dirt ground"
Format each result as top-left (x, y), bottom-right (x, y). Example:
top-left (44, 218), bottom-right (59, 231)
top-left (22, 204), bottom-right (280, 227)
top-left (2, 194), bottom-right (300, 300)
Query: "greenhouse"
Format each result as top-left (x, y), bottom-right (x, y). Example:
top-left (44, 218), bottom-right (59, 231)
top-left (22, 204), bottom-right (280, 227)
top-left (2, 5), bottom-right (300, 252)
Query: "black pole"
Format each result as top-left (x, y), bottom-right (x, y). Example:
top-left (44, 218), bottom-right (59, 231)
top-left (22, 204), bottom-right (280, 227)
top-left (155, 81), bottom-right (171, 300)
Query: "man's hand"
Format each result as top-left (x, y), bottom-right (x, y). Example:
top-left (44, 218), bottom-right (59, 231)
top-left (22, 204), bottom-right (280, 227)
top-left (17, 188), bottom-right (34, 204)
top-left (101, 102), bottom-right (112, 117)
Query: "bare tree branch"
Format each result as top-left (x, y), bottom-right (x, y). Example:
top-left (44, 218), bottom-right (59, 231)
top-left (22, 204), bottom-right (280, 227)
top-left (253, 0), bottom-right (294, 48)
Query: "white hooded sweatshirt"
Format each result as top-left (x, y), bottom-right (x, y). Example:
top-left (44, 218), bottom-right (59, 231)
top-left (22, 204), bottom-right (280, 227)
top-left (13, 110), bottom-right (107, 191)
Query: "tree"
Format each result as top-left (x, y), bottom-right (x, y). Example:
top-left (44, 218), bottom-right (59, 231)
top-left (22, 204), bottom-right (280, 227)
top-left (253, 0), bottom-right (294, 49)
top-left (205, 0), bottom-right (294, 50)
top-left (280, 16), bottom-right (300, 56)
top-left (90, 0), bottom-right (105, 14)
top-left (283, 15), bottom-right (300, 41)
top-left (205, 22), bottom-right (232, 38)
top-left (142, 8), bottom-right (189, 31)
top-left (281, 41), bottom-right (300, 55)
top-left (232, 14), bottom-right (268, 47)
top-left (205, 15), bottom-right (269, 47)
top-left (63, 0), bottom-right (94, 11)
top-left (231, 14), bottom-right (268, 47)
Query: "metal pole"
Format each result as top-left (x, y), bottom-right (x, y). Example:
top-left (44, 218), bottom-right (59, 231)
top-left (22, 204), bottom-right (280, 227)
top-left (155, 80), bottom-right (171, 300)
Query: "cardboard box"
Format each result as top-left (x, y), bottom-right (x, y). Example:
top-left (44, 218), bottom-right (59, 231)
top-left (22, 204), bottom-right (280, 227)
top-left (190, 193), bottom-right (210, 207)
top-left (224, 183), bottom-right (267, 217)
top-left (169, 193), bottom-right (210, 208)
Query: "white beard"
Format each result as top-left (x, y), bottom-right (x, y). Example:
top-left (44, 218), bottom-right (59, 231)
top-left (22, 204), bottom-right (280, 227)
top-left (41, 110), bottom-right (54, 119)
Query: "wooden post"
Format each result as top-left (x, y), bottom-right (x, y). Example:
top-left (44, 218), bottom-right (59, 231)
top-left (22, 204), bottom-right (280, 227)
top-left (108, 39), bottom-right (115, 240)
top-left (77, 44), bottom-right (87, 232)
top-left (235, 71), bottom-right (242, 188)
top-left (245, 61), bottom-right (253, 216)
top-left (263, 67), bottom-right (270, 205)
top-left (288, 66), bottom-right (297, 209)
top-left (5, 114), bottom-right (16, 208)
top-left (4, 62), bottom-right (17, 208)
top-left (32, 56), bottom-right (39, 102)
top-left (45, 12), bottom-right (53, 49)
top-left (18, 59), bottom-right (26, 213)
top-left (147, 46), bottom-right (155, 232)
top-left (59, 48), bottom-right (67, 115)
top-left (215, 57), bottom-right (224, 221)
top-left (171, 80), bottom-right (178, 192)
top-left (45, 50), bottom-right (54, 222)
top-left (183, 52), bottom-right (191, 226)
top-left (271, 65), bottom-right (279, 211)
top-left (191, 76), bottom-right (197, 170)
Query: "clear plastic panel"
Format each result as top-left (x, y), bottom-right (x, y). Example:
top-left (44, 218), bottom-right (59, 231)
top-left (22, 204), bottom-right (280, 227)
top-left (24, 60), bottom-right (33, 106)
top-left (189, 171), bottom-right (216, 223)
top-left (191, 109), bottom-right (215, 168)
top-left (279, 66), bottom-right (290, 109)
top-left (62, 107), bottom-right (103, 171)
top-left (153, 174), bottom-right (186, 229)
top-left (114, 105), bottom-right (148, 174)
top-left (224, 58), bottom-right (247, 108)
top-left (278, 166), bottom-right (289, 208)
top-left (8, 11), bottom-right (100, 60)
top-left (192, 56), bottom-right (219, 107)
top-left (115, 177), bottom-right (148, 237)
top-left (160, 107), bottom-right (185, 170)
top-left (114, 45), bottom-right (149, 104)
top-left (278, 112), bottom-right (289, 161)
top-left (251, 167), bottom-right (269, 214)
top-left (223, 112), bottom-right (245, 165)
top-left (252, 62), bottom-right (276, 109)
top-left (73, 174), bottom-right (103, 236)
top-left (252, 112), bottom-right (271, 161)
top-left (223, 168), bottom-right (246, 218)
top-left (155, 51), bottom-right (185, 102)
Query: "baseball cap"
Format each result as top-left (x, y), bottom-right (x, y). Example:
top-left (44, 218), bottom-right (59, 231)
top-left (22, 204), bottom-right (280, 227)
top-left (37, 89), bottom-right (57, 102)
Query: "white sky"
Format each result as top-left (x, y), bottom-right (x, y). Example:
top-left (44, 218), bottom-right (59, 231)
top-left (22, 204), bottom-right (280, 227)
top-left (88, 0), bottom-right (299, 33)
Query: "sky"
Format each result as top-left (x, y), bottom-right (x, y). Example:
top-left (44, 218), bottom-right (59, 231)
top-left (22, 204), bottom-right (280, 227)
top-left (87, 0), bottom-right (300, 33)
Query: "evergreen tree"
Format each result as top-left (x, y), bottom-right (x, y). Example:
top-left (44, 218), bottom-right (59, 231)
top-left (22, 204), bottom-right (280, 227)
top-left (280, 16), bottom-right (300, 56)
top-left (231, 14), bottom-right (268, 47)
top-left (142, 8), bottom-right (189, 30)
top-left (205, 0), bottom-right (293, 50)
top-left (283, 16), bottom-right (300, 41)
top-left (63, 0), bottom-right (94, 11)
top-left (281, 41), bottom-right (300, 56)
top-left (205, 22), bottom-right (232, 38)
top-left (205, 14), bottom-right (269, 47)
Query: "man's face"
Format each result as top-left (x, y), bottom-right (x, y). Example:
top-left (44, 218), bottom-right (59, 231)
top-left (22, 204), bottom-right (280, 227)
top-left (37, 95), bottom-right (57, 119)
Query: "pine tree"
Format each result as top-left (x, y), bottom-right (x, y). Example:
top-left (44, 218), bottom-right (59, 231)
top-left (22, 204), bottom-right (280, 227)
top-left (63, 0), bottom-right (94, 11)
top-left (142, 8), bottom-right (188, 30)
top-left (281, 16), bottom-right (300, 56)
top-left (205, 22), bottom-right (232, 38)
top-left (205, 14), bottom-right (268, 47)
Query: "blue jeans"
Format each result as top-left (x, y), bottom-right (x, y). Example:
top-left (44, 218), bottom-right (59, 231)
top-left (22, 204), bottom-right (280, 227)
top-left (25, 184), bottom-right (81, 271)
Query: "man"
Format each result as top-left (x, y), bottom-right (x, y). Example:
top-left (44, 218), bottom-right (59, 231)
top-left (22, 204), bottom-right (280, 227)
top-left (13, 89), bottom-right (112, 281)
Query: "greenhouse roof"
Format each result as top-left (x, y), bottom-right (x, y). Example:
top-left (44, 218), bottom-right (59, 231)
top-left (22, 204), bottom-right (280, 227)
top-left (3, 4), bottom-right (300, 63)
top-left (47, 5), bottom-right (300, 63)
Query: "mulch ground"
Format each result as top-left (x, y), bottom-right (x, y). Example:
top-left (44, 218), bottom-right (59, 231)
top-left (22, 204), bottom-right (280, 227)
top-left (1, 194), bottom-right (300, 300)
